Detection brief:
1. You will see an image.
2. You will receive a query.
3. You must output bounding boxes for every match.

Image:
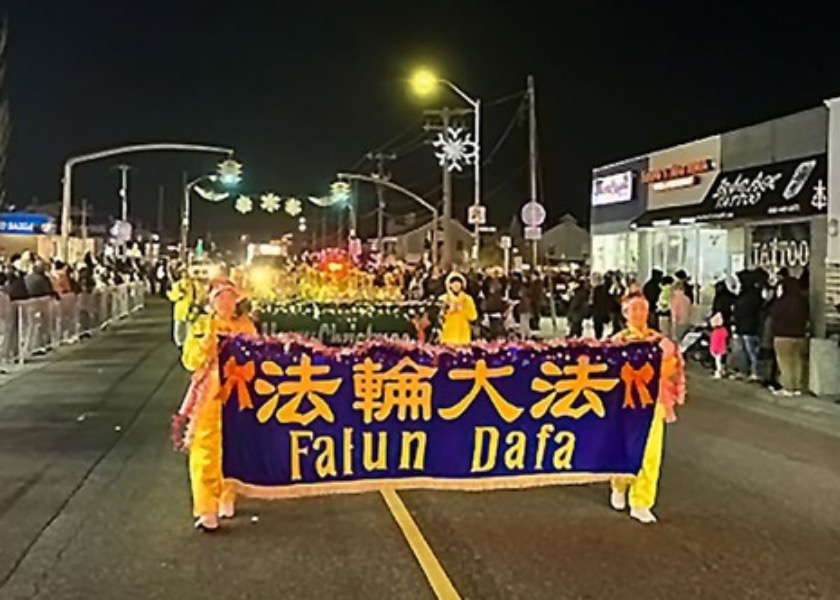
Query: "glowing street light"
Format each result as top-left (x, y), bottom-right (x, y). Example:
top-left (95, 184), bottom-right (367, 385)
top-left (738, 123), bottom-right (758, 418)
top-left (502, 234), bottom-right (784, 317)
top-left (409, 67), bottom-right (483, 264)
top-left (410, 68), bottom-right (439, 97)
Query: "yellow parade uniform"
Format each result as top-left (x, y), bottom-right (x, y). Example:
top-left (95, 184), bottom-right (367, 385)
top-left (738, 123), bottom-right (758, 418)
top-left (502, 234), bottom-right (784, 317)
top-left (440, 291), bottom-right (477, 345)
top-left (167, 277), bottom-right (199, 321)
top-left (610, 324), bottom-right (670, 511)
top-left (182, 313), bottom-right (256, 518)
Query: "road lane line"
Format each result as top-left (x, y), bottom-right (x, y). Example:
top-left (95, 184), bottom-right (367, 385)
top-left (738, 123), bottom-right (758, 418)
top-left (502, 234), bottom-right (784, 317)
top-left (380, 488), bottom-right (461, 600)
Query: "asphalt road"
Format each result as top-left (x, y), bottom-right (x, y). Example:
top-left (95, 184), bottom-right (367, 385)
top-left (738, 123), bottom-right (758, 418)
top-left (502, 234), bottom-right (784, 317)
top-left (1, 302), bottom-right (839, 600)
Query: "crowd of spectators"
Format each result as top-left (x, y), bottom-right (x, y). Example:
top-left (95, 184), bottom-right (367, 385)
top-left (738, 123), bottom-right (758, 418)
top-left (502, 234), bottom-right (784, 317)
top-left (0, 250), bottom-right (149, 301)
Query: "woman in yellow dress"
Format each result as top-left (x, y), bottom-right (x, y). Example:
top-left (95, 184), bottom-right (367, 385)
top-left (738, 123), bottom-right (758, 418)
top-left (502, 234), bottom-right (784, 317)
top-left (439, 272), bottom-right (477, 345)
top-left (610, 292), bottom-right (684, 524)
top-left (179, 282), bottom-right (257, 532)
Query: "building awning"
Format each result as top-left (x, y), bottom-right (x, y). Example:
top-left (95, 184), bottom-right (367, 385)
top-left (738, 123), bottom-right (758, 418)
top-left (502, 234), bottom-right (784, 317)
top-left (632, 154), bottom-right (827, 228)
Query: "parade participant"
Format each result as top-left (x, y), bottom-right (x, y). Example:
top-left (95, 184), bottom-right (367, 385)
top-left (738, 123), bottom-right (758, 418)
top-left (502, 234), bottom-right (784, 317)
top-left (610, 292), bottom-right (685, 524)
top-left (178, 282), bottom-right (257, 532)
top-left (439, 271), bottom-right (477, 345)
top-left (166, 269), bottom-right (199, 348)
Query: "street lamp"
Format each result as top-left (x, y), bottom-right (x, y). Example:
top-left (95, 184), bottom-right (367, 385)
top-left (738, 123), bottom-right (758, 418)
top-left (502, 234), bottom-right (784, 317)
top-left (181, 164), bottom-right (240, 263)
top-left (410, 68), bottom-right (482, 263)
top-left (59, 143), bottom-right (234, 261)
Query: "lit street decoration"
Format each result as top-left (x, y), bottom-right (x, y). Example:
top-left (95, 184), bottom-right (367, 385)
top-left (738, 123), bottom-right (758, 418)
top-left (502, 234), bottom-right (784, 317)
top-left (218, 158), bottom-right (243, 186)
top-left (260, 193), bottom-right (282, 213)
top-left (433, 127), bottom-right (477, 172)
top-left (330, 181), bottom-right (351, 205)
top-left (235, 195), bottom-right (254, 214)
top-left (285, 197), bottom-right (303, 217)
top-left (194, 185), bottom-right (230, 202)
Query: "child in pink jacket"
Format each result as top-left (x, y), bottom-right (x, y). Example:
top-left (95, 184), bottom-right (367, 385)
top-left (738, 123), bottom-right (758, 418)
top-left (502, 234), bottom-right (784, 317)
top-left (709, 312), bottom-right (729, 378)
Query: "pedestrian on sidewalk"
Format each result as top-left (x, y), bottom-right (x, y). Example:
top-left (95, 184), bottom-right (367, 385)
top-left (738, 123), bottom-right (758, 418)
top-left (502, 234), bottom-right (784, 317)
top-left (567, 280), bottom-right (590, 338)
top-left (770, 277), bottom-right (808, 396)
top-left (709, 312), bottom-right (729, 378)
top-left (669, 281), bottom-right (692, 342)
top-left (642, 269), bottom-right (663, 330)
top-left (732, 270), bottom-right (763, 380)
top-left (590, 272), bottom-right (612, 339)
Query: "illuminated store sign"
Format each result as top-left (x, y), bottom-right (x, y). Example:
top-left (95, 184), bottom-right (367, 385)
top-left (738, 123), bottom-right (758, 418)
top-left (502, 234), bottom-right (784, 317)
top-left (642, 159), bottom-right (715, 189)
top-left (591, 171), bottom-right (633, 206)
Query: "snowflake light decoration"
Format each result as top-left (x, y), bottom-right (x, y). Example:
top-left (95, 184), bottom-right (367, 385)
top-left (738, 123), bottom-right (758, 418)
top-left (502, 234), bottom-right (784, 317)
top-left (234, 195), bottom-right (254, 214)
top-left (260, 193), bottom-right (282, 213)
top-left (285, 197), bottom-right (303, 217)
top-left (433, 127), bottom-right (478, 172)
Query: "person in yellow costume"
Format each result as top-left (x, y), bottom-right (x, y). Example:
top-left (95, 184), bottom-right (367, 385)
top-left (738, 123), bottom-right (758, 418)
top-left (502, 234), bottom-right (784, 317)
top-left (180, 282), bottom-right (257, 532)
top-left (439, 271), bottom-right (477, 345)
top-left (167, 268), bottom-right (199, 348)
top-left (610, 292), bottom-right (685, 524)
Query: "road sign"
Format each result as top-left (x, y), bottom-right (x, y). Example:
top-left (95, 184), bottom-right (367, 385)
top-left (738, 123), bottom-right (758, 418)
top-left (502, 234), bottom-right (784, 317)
top-left (524, 226), bottom-right (542, 241)
top-left (467, 204), bottom-right (486, 225)
top-left (521, 201), bottom-right (546, 227)
top-left (500, 235), bottom-right (512, 249)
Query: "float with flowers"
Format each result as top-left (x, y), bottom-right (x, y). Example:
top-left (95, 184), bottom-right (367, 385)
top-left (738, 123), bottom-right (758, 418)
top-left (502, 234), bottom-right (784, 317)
top-left (243, 249), bottom-right (434, 344)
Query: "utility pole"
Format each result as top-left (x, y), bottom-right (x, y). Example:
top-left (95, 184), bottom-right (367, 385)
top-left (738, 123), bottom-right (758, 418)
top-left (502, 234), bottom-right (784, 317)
top-left (180, 171), bottom-right (189, 264)
top-left (157, 185), bottom-right (165, 235)
top-left (528, 76), bottom-right (538, 217)
top-left (367, 151), bottom-right (397, 257)
top-left (81, 198), bottom-right (89, 241)
top-left (114, 164), bottom-right (131, 222)
top-left (527, 75), bottom-right (556, 332)
top-left (424, 106), bottom-right (471, 268)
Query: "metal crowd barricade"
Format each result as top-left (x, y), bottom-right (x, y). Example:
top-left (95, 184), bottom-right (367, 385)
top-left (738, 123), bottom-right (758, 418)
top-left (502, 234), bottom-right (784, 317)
top-left (0, 282), bottom-right (146, 367)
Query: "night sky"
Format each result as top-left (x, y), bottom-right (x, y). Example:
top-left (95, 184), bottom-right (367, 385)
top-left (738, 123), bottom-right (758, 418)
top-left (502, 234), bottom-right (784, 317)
top-left (6, 1), bottom-right (840, 245)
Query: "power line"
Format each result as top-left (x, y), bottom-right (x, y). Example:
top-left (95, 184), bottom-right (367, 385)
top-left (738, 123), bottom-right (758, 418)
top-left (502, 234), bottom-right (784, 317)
top-left (482, 96), bottom-right (527, 166)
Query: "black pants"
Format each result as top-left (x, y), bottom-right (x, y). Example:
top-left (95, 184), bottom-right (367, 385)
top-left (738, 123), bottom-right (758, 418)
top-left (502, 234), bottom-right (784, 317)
top-left (593, 317), bottom-right (608, 340)
top-left (569, 319), bottom-right (584, 338)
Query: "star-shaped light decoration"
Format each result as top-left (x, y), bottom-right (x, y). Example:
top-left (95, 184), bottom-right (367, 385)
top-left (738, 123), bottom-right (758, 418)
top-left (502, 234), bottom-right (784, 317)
top-left (235, 195), bottom-right (254, 214)
top-left (432, 126), bottom-right (478, 172)
top-left (217, 158), bottom-right (243, 186)
top-left (260, 193), bottom-right (282, 213)
top-left (284, 197), bottom-right (303, 217)
top-left (329, 181), bottom-right (351, 205)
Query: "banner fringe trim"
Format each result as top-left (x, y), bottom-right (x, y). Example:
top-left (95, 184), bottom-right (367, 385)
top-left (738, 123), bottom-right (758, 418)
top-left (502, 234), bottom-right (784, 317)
top-left (229, 472), bottom-right (627, 500)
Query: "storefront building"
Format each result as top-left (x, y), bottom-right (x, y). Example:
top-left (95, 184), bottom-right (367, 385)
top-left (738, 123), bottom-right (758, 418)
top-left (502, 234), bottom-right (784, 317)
top-left (591, 103), bottom-right (840, 394)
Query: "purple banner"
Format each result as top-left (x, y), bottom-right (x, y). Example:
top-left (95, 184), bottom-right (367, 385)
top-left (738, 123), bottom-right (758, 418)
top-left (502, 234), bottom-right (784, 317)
top-left (219, 337), bottom-right (662, 498)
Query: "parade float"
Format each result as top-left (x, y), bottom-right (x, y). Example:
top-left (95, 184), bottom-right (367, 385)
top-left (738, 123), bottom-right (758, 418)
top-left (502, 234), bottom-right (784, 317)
top-left (244, 249), bottom-right (433, 343)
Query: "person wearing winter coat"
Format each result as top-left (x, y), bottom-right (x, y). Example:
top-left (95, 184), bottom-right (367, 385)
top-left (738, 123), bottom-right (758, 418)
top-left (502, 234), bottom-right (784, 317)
top-left (732, 271), bottom-right (764, 380)
top-left (642, 269), bottom-right (663, 330)
top-left (590, 273), bottom-right (612, 339)
top-left (711, 280), bottom-right (736, 329)
top-left (769, 277), bottom-right (808, 395)
top-left (669, 281), bottom-right (692, 342)
top-left (567, 281), bottom-right (590, 338)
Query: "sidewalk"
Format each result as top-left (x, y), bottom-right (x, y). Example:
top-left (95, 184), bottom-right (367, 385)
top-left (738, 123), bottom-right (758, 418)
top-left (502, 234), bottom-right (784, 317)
top-left (686, 363), bottom-right (840, 439)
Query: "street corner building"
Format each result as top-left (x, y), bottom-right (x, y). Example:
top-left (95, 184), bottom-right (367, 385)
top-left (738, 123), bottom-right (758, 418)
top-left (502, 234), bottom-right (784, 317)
top-left (589, 98), bottom-right (840, 398)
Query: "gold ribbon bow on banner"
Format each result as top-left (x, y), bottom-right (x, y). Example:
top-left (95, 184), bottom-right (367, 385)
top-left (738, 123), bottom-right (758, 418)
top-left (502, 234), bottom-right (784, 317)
top-left (620, 362), bottom-right (655, 410)
top-left (222, 357), bottom-right (257, 410)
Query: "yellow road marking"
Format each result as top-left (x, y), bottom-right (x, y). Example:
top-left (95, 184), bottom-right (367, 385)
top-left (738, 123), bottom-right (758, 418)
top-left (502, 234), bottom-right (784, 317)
top-left (380, 488), bottom-right (461, 600)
